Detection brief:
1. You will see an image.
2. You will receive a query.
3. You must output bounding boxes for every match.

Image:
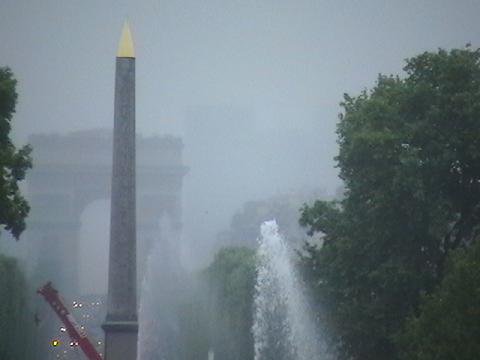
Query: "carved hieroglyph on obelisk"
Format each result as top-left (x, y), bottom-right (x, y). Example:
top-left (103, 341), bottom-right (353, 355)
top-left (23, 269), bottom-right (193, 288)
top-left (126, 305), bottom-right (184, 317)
top-left (102, 22), bottom-right (138, 360)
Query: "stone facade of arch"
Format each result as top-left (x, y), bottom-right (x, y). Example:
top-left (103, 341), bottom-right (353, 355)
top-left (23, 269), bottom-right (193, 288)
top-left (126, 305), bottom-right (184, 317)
top-left (25, 129), bottom-right (187, 296)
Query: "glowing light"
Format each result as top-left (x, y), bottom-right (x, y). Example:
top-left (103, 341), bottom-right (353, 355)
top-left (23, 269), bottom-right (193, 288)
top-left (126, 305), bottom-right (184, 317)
top-left (51, 339), bottom-right (61, 347)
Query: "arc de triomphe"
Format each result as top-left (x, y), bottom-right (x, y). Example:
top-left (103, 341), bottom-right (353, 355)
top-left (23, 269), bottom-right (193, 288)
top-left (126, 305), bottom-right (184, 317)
top-left (25, 129), bottom-right (187, 295)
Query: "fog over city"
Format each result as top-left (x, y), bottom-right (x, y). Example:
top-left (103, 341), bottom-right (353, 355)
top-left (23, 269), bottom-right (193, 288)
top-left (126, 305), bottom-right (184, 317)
top-left (1, 2), bottom-right (480, 359)
top-left (3, 1), bottom-right (478, 272)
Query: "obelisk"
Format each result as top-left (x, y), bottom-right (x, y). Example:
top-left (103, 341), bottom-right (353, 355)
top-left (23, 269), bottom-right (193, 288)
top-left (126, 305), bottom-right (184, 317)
top-left (102, 22), bottom-right (138, 360)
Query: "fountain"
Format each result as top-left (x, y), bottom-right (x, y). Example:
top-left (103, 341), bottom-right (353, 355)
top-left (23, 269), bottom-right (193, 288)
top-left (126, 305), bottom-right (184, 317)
top-left (138, 218), bottom-right (182, 360)
top-left (252, 220), bottom-right (329, 360)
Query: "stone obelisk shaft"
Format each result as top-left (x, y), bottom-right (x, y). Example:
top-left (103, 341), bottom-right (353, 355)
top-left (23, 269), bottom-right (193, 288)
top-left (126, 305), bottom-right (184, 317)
top-left (103, 23), bottom-right (138, 360)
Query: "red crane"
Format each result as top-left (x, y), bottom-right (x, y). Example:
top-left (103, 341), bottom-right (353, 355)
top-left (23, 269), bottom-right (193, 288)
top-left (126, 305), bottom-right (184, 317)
top-left (37, 282), bottom-right (103, 360)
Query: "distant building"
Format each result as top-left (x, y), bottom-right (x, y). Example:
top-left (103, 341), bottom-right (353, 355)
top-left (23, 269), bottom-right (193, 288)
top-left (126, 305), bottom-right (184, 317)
top-left (215, 189), bottom-right (327, 250)
top-left (25, 129), bottom-right (187, 359)
top-left (25, 129), bottom-right (187, 296)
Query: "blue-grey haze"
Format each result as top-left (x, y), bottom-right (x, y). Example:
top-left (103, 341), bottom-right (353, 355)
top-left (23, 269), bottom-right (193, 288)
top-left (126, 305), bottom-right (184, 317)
top-left (1, 0), bottom-right (480, 269)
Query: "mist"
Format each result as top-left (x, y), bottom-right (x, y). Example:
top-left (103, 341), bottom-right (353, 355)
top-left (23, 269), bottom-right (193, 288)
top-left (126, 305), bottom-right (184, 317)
top-left (1, 1), bottom-right (480, 359)
top-left (3, 0), bottom-right (479, 268)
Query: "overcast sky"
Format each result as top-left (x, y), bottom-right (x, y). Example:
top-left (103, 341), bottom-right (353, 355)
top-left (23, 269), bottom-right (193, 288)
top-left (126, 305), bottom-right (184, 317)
top-left (2, 0), bottom-right (480, 274)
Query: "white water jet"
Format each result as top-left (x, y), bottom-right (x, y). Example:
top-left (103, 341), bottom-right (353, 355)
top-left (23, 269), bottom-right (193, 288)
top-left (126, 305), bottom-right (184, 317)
top-left (253, 220), bottom-right (328, 360)
top-left (138, 239), bottom-right (164, 360)
top-left (138, 217), bottom-right (181, 360)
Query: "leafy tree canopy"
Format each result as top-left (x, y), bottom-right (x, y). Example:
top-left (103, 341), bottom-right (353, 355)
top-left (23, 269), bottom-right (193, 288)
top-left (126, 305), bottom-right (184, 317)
top-left (0, 254), bottom-right (33, 359)
top-left (396, 239), bottom-right (480, 360)
top-left (0, 67), bottom-right (32, 239)
top-left (300, 48), bottom-right (480, 360)
top-left (204, 246), bottom-right (257, 360)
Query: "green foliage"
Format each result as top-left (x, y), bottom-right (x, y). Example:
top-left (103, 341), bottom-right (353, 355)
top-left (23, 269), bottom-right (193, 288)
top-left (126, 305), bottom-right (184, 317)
top-left (0, 254), bottom-right (33, 359)
top-left (204, 246), bottom-right (257, 360)
top-left (300, 48), bottom-right (480, 359)
top-left (396, 239), bottom-right (480, 360)
top-left (0, 67), bottom-right (32, 239)
top-left (177, 295), bottom-right (210, 360)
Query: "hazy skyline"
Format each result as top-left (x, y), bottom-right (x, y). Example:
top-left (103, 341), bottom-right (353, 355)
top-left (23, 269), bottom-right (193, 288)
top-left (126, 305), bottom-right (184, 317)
top-left (2, 0), bottom-right (480, 268)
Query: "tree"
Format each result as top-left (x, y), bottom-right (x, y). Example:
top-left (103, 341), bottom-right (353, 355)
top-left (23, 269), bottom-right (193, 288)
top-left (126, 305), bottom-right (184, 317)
top-left (0, 67), bottom-right (32, 239)
top-left (204, 247), bottom-right (257, 360)
top-left (0, 254), bottom-right (34, 359)
top-left (300, 48), bottom-right (480, 359)
top-left (396, 238), bottom-right (480, 360)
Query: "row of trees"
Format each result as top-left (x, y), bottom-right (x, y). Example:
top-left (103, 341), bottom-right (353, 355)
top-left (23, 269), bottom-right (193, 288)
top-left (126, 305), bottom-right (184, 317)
top-left (300, 47), bottom-right (480, 359)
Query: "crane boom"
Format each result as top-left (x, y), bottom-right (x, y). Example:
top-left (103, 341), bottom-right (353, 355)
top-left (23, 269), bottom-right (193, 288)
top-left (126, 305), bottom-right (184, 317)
top-left (37, 282), bottom-right (103, 360)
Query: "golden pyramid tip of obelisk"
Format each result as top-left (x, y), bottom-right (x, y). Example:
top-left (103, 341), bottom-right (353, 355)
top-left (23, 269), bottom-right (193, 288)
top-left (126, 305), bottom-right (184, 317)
top-left (117, 21), bottom-right (135, 58)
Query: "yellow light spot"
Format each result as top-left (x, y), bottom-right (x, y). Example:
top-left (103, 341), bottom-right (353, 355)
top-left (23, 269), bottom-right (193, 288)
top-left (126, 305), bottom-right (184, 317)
top-left (52, 339), bottom-right (61, 347)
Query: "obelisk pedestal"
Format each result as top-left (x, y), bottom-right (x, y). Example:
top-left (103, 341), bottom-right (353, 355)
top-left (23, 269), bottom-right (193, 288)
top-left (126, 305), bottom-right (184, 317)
top-left (102, 22), bottom-right (138, 360)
